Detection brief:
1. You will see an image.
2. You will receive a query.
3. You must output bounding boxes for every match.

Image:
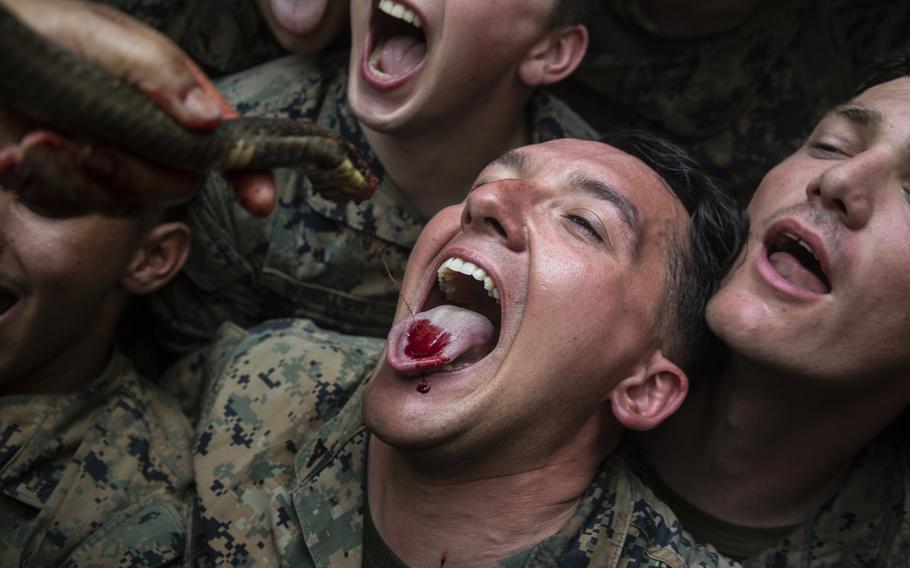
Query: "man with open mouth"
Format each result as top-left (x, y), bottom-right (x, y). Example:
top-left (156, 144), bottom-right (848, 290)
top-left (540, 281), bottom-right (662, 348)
top-left (139, 0), bottom-right (598, 354)
top-left (635, 59), bottom-right (910, 565)
top-left (0, 129), bottom-right (197, 563)
top-left (174, 135), bottom-right (746, 566)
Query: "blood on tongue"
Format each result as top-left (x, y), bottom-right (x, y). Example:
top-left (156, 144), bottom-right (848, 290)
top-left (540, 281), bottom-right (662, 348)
top-left (405, 319), bottom-right (452, 394)
top-left (404, 319), bottom-right (450, 357)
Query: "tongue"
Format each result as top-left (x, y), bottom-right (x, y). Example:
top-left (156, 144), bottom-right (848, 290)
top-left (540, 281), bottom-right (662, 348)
top-left (378, 35), bottom-right (426, 76)
top-left (769, 251), bottom-right (828, 293)
top-left (388, 305), bottom-right (496, 375)
top-left (269, 0), bottom-right (328, 35)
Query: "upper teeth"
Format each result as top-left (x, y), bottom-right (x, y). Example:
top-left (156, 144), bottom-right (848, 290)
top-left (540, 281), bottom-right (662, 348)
top-left (437, 257), bottom-right (500, 303)
top-left (783, 232), bottom-right (815, 257)
top-left (378, 0), bottom-right (421, 28)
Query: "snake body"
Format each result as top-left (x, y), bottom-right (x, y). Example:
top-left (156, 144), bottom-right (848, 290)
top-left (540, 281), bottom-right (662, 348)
top-left (0, 4), bottom-right (377, 202)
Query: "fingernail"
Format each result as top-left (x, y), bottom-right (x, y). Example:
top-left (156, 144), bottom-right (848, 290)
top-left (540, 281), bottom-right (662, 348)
top-left (184, 87), bottom-right (221, 122)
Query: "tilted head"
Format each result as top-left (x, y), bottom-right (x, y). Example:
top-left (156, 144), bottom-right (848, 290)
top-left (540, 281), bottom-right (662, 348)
top-left (707, 57), bottom-right (910, 406)
top-left (348, 0), bottom-right (590, 133)
top-left (363, 136), bottom-right (745, 475)
top-left (0, 189), bottom-right (190, 395)
top-left (254, 0), bottom-right (350, 53)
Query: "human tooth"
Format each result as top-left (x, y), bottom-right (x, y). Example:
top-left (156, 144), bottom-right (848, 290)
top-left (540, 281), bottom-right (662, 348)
top-left (378, 0), bottom-right (421, 28)
top-left (435, 257), bottom-right (500, 305)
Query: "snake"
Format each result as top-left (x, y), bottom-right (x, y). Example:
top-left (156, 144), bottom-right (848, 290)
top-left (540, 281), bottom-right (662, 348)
top-left (0, 4), bottom-right (378, 204)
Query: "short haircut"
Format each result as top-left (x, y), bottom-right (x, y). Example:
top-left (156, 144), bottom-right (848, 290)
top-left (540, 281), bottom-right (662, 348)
top-left (855, 53), bottom-right (910, 95)
top-left (603, 130), bottom-right (748, 377)
top-left (549, 0), bottom-right (595, 27)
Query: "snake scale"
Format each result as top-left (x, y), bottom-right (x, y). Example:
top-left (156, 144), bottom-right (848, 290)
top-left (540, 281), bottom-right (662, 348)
top-left (0, 4), bottom-right (377, 202)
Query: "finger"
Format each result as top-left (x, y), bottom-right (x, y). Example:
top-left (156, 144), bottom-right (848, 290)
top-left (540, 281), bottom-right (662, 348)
top-left (7, 0), bottom-right (230, 129)
top-left (225, 172), bottom-right (278, 216)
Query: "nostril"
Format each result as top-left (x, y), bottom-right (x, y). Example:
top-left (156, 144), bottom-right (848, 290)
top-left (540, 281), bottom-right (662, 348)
top-left (834, 198), bottom-right (848, 216)
top-left (485, 217), bottom-right (507, 238)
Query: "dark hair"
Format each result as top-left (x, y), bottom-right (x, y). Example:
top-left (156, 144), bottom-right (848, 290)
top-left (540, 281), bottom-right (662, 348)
top-left (549, 0), bottom-right (595, 27)
top-left (603, 130), bottom-right (748, 376)
top-left (855, 53), bottom-right (910, 95)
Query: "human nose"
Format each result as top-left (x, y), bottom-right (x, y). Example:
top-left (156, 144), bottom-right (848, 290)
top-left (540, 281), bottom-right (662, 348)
top-left (805, 151), bottom-right (888, 230)
top-left (461, 180), bottom-right (529, 251)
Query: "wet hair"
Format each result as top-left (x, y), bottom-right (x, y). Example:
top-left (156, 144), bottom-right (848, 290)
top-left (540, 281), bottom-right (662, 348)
top-left (855, 53), bottom-right (910, 95)
top-left (603, 130), bottom-right (748, 377)
top-left (550, 0), bottom-right (595, 27)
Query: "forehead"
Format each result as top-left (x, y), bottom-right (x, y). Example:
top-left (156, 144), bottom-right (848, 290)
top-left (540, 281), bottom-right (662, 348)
top-left (818, 77), bottom-right (910, 138)
top-left (483, 139), bottom-right (686, 220)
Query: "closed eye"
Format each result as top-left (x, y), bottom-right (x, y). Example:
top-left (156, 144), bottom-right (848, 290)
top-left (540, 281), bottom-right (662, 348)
top-left (565, 212), bottom-right (605, 244)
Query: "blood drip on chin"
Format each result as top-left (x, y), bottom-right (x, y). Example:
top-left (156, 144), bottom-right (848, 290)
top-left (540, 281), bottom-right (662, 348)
top-left (417, 378), bottom-right (431, 394)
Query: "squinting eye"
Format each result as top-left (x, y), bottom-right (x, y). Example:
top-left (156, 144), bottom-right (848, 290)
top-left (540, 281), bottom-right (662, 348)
top-left (566, 213), bottom-right (603, 242)
top-left (809, 141), bottom-right (847, 157)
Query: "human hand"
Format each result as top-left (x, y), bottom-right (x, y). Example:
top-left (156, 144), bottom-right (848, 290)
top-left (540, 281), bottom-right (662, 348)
top-left (0, 0), bottom-right (277, 215)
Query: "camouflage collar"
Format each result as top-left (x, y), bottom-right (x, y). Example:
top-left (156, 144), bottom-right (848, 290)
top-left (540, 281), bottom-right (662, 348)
top-left (290, 379), bottom-right (724, 568)
top-left (0, 351), bottom-right (132, 509)
top-left (293, 378), bottom-right (371, 567)
top-left (745, 428), bottom-right (909, 567)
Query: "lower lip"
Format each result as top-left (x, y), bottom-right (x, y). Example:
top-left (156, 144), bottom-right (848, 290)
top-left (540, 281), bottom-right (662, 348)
top-left (360, 30), bottom-right (425, 91)
top-left (754, 245), bottom-right (827, 302)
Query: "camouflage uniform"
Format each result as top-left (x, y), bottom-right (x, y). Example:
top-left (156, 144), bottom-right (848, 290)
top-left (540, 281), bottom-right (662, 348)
top-left (145, 52), bottom-right (598, 354)
top-left (555, 0), bottom-right (910, 202)
top-left (173, 318), bottom-right (738, 568)
top-left (93, 0), bottom-right (287, 78)
top-left (741, 428), bottom-right (909, 567)
top-left (624, 426), bottom-right (909, 566)
top-left (0, 350), bottom-right (195, 567)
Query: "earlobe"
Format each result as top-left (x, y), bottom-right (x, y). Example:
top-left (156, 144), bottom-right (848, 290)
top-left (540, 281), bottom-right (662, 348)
top-left (610, 354), bottom-right (688, 431)
top-left (122, 221), bottom-right (191, 295)
top-left (518, 24), bottom-right (589, 87)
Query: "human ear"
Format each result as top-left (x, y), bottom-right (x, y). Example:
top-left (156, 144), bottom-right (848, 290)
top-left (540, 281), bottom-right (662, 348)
top-left (518, 24), bottom-right (588, 87)
top-left (609, 353), bottom-right (688, 431)
top-left (121, 221), bottom-right (191, 295)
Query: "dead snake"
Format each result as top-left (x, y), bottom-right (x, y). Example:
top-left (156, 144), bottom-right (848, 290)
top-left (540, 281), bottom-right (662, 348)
top-left (0, 4), bottom-right (377, 203)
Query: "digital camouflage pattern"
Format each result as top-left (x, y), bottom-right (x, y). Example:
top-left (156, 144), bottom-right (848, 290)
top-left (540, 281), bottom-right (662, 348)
top-left (0, 350), bottom-right (195, 567)
top-left (144, 52), bottom-right (598, 356)
top-left (173, 318), bottom-right (740, 568)
top-left (622, 426), bottom-right (909, 567)
top-left (553, 0), bottom-right (910, 203)
top-left (93, 0), bottom-right (287, 78)
top-left (740, 427), bottom-right (909, 567)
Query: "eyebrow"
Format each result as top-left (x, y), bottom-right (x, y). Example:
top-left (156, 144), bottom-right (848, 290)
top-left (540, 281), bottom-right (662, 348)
top-left (486, 149), bottom-right (529, 172)
top-left (831, 103), bottom-right (883, 133)
top-left (482, 149), bottom-right (644, 251)
top-left (570, 174), bottom-right (642, 253)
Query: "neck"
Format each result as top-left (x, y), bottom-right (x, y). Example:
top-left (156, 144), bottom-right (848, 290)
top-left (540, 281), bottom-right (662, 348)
top-left (642, 355), bottom-right (905, 527)
top-left (366, 431), bottom-right (607, 568)
top-left (0, 301), bottom-right (122, 397)
top-left (360, 92), bottom-right (531, 219)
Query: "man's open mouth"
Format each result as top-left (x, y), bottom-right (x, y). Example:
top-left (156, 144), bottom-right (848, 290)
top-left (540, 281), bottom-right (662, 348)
top-left (367, 0), bottom-right (427, 81)
top-left (387, 255), bottom-right (503, 377)
top-left (765, 230), bottom-right (831, 294)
